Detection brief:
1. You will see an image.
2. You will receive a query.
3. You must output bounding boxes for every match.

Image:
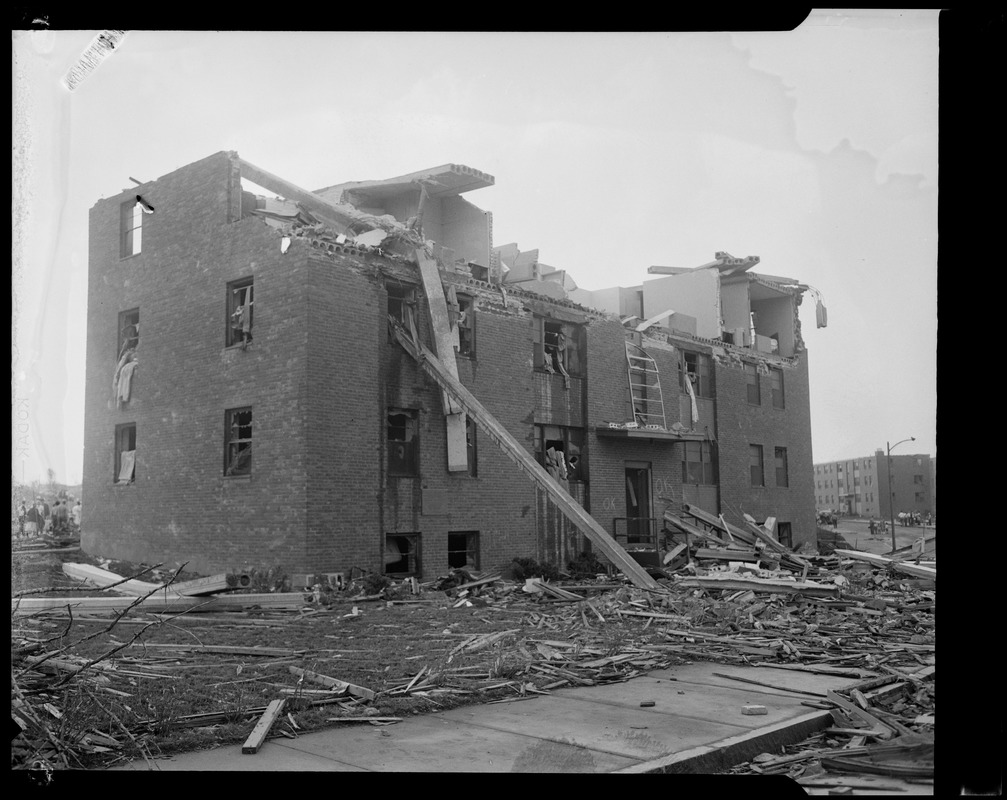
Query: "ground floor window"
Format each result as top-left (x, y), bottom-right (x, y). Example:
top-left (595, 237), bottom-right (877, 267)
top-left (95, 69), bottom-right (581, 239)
top-left (447, 531), bottom-right (479, 570)
top-left (225, 407), bottom-right (252, 476)
top-left (115, 423), bottom-right (136, 484)
top-left (776, 521), bottom-right (792, 549)
top-left (385, 533), bottom-right (421, 577)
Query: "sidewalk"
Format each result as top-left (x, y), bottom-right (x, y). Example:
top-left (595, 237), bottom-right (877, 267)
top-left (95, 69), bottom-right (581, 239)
top-left (111, 661), bottom-right (867, 773)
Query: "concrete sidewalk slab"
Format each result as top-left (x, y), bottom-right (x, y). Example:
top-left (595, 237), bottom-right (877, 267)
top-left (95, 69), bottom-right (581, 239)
top-left (111, 661), bottom-right (863, 773)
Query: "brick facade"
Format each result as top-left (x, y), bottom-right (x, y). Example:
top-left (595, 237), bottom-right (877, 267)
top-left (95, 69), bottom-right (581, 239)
top-left (83, 153), bottom-right (818, 578)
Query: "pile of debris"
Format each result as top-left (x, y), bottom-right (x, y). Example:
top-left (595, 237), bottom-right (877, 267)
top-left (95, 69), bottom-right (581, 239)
top-left (12, 533), bottom-right (933, 770)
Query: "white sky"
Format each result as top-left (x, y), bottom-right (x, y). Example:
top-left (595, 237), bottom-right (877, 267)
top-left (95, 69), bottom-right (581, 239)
top-left (12, 17), bottom-right (938, 486)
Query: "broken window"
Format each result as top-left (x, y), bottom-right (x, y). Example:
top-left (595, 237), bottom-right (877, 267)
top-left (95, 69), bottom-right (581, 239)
top-left (114, 423), bottom-right (136, 484)
top-left (224, 408), bottom-right (253, 477)
top-left (749, 444), bottom-right (764, 487)
top-left (682, 441), bottom-right (716, 485)
top-left (117, 309), bottom-right (140, 360)
top-left (227, 278), bottom-right (254, 347)
top-left (534, 319), bottom-right (583, 378)
top-left (384, 533), bottom-right (421, 577)
top-left (120, 198), bottom-right (143, 258)
top-left (680, 351), bottom-right (713, 398)
top-left (456, 294), bottom-right (475, 357)
top-left (388, 409), bottom-right (419, 476)
top-left (776, 522), bottom-right (793, 549)
top-left (448, 531), bottom-right (480, 570)
top-left (534, 425), bottom-right (586, 482)
top-left (465, 416), bottom-right (478, 478)
top-left (387, 282), bottom-right (417, 339)
top-left (770, 367), bottom-right (784, 409)
top-left (775, 447), bottom-right (789, 488)
top-left (745, 363), bottom-right (760, 405)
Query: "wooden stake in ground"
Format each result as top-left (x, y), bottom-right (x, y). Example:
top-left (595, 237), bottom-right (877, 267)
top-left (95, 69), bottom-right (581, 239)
top-left (242, 699), bottom-right (285, 754)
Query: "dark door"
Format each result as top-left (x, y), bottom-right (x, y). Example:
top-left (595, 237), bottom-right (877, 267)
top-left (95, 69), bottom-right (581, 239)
top-left (625, 464), bottom-right (652, 543)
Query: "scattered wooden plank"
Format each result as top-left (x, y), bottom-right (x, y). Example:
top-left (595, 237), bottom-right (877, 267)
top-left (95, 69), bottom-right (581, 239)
top-left (694, 548), bottom-right (760, 562)
top-left (325, 717), bottom-right (403, 724)
top-left (713, 672), bottom-right (827, 698)
top-left (681, 504), bottom-right (757, 545)
top-left (833, 549), bottom-right (936, 580)
top-left (664, 511), bottom-right (733, 547)
top-left (61, 563), bottom-right (165, 596)
top-left (677, 574), bottom-right (840, 598)
top-left (242, 699), bottom-right (286, 754)
top-left (288, 666), bottom-right (375, 701)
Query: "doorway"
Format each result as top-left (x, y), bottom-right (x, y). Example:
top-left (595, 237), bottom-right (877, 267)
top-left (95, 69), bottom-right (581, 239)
top-left (624, 463), bottom-right (652, 543)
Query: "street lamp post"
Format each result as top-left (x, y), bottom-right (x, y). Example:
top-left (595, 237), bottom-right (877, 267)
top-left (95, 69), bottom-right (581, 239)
top-left (887, 437), bottom-right (915, 553)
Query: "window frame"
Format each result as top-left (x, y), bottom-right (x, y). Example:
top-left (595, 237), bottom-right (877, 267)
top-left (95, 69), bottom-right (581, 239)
top-left (447, 530), bottom-right (480, 570)
top-left (770, 367), bottom-right (785, 409)
top-left (534, 424), bottom-right (587, 482)
top-left (534, 318), bottom-right (584, 378)
top-left (224, 407), bottom-right (253, 477)
top-left (117, 308), bottom-right (140, 361)
top-left (775, 446), bottom-right (789, 488)
top-left (465, 416), bottom-right (478, 478)
top-left (120, 198), bottom-right (143, 258)
top-left (387, 408), bottom-right (420, 477)
top-left (749, 444), bottom-right (765, 487)
top-left (682, 441), bottom-right (716, 485)
top-left (226, 277), bottom-right (254, 348)
top-left (384, 532), bottom-right (422, 577)
top-left (680, 350), bottom-right (714, 398)
top-left (456, 293), bottom-right (476, 358)
top-left (744, 362), bottom-right (761, 405)
top-left (114, 423), bottom-right (136, 484)
top-left (386, 282), bottom-right (417, 339)
top-left (776, 522), bottom-right (793, 549)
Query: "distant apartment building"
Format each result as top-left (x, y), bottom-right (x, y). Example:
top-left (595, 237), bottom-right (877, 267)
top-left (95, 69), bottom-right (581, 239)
top-left (813, 452), bottom-right (934, 519)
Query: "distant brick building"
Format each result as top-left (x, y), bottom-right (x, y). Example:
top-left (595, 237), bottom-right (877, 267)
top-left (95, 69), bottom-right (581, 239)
top-left (813, 453), bottom-right (934, 520)
top-left (83, 151), bottom-right (822, 577)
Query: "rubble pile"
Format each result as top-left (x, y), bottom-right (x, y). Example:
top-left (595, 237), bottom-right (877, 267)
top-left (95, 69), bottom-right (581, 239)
top-left (11, 539), bottom-right (933, 773)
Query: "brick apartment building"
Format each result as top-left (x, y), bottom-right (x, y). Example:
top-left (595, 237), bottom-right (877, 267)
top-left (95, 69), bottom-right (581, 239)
top-left (813, 453), bottom-right (934, 520)
top-left (82, 151), bottom-right (822, 578)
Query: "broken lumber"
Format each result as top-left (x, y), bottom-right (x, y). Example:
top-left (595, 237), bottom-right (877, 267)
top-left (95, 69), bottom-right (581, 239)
top-left (391, 324), bottom-right (660, 591)
top-left (833, 549), bottom-right (936, 580)
top-left (663, 511), bottom-right (733, 546)
top-left (677, 573), bottom-right (840, 598)
top-left (61, 563), bottom-right (166, 596)
top-left (682, 504), bottom-right (757, 545)
top-left (288, 666), bottom-right (375, 701)
top-left (242, 699), bottom-right (285, 754)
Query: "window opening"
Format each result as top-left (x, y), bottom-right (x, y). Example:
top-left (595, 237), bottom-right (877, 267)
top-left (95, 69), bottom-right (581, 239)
top-left (682, 441), bottom-right (717, 485)
top-left (114, 309), bottom-right (140, 408)
top-left (456, 294), bottom-right (475, 357)
top-left (465, 416), bottom-right (478, 477)
top-left (770, 367), bottom-right (785, 409)
top-left (114, 423), bottom-right (136, 484)
top-left (535, 319), bottom-right (583, 380)
top-left (680, 351), bottom-right (713, 398)
top-left (775, 447), bottom-right (789, 487)
top-left (227, 278), bottom-right (254, 348)
top-left (225, 408), bottom-right (253, 476)
top-left (534, 425), bottom-right (586, 482)
top-left (750, 444), bottom-right (764, 487)
top-left (447, 531), bottom-right (479, 570)
top-left (387, 283), bottom-right (417, 339)
top-left (776, 522), bottom-right (793, 549)
top-left (745, 363), bottom-right (760, 405)
top-left (388, 409), bottom-right (419, 476)
top-left (120, 198), bottom-right (143, 258)
top-left (385, 533), bottom-right (421, 577)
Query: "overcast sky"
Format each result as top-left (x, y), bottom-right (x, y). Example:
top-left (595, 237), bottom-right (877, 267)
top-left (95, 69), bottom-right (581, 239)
top-left (12, 16), bottom-right (938, 487)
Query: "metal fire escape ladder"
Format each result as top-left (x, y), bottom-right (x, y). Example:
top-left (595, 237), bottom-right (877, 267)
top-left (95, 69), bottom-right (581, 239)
top-left (625, 342), bottom-right (667, 429)
top-left (390, 321), bottom-right (662, 591)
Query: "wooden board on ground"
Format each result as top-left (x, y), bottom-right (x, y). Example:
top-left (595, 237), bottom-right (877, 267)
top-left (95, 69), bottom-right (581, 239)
top-left (289, 666), bottom-right (375, 701)
top-left (242, 699), bottom-right (286, 754)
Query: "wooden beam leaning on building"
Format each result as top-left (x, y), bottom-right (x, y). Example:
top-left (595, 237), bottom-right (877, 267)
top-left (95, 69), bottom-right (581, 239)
top-left (390, 323), bottom-right (661, 591)
top-left (415, 248), bottom-right (468, 472)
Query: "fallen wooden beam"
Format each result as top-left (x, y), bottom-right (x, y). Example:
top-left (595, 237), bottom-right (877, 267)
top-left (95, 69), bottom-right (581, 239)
top-left (677, 573), bottom-right (840, 598)
top-left (242, 699), bottom-right (286, 754)
top-left (61, 563), bottom-right (165, 596)
top-left (288, 666), bottom-right (375, 701)
top-left (681, 504), bottom-right (756, 545)
top-left (12, 592), bottom-right (311, 616)
top-left (664, 511), bottom-right (733, 546)
top-left (833, 549), bottom-right (936, 580)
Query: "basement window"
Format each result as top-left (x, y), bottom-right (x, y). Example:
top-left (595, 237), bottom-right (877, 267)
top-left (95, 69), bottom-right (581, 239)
top-left (225, 408), bottom-right (253, 477)
top-left (227, 278), bottom-right (254, 347)
top-left (384, 533), bottom-right (421, 577)
top-left (775, 447), bottom-right (789, 488)
top-left (680, 351), bottom-right (713, 398)
top-left (534, 319), bottom-right (583, 377)
top-left (120, 199), bottom-right (143, 258)
top-left (456, 294), bottom-right (475, 357)
top-left (114, 423), bottom-right (136, 484)
top-left (749, 444), bottom-right (764, 487)
top-left (388, 409), bottom-right (419, 476)
top-left (448, 531), bottom-right (480, 570)
top-left (745, 363), bottom-right (760, 405)
top-left (682, 441), bottom-right (716, 485)
top-left (534, 425), bottom-right (586, 482)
